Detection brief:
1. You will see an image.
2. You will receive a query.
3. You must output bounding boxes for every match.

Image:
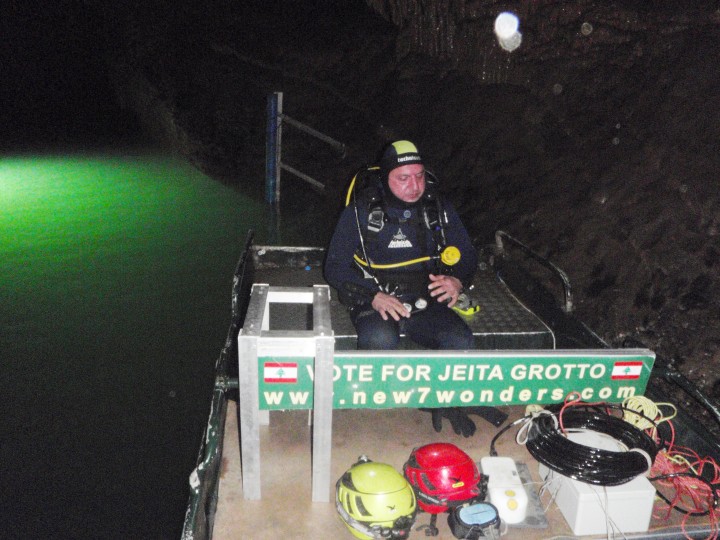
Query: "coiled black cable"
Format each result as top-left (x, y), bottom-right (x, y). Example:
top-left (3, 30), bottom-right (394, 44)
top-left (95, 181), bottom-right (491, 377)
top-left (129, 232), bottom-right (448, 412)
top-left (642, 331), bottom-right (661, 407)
top-left (525, 408), bottom-right (661, 486)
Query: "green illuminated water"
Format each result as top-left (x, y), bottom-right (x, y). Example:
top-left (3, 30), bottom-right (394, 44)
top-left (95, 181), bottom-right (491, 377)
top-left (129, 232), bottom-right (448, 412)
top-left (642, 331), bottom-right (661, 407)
top-left (0, 154), bottom-right (269, 538)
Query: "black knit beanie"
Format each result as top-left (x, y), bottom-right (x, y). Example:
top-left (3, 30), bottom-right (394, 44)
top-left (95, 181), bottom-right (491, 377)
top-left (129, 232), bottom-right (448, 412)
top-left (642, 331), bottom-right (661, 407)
top-left (379, 140), bottom-right (424, 179)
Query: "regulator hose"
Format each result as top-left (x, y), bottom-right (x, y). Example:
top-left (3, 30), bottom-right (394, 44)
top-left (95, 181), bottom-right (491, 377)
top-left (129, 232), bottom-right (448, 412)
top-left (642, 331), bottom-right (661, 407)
top-left (353, 246), bottom-right (461, 270)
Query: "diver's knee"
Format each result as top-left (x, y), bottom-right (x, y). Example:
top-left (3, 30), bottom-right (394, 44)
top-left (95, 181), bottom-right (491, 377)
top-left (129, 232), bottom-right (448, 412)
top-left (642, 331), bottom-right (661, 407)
top-left (357, 327), bottom-right (399, 350)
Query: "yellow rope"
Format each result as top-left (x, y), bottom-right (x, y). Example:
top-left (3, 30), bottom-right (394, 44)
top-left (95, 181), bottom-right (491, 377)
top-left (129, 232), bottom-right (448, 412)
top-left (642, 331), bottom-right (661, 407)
top-left (622, 395), bottom-right (677, 437)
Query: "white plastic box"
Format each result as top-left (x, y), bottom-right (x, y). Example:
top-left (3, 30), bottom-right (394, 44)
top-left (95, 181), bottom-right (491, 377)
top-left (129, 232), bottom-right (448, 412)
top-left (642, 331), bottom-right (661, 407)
top-left (538, 431), bottom-right (656, 536)
top-left (480, 456), bottom-right (529, 524)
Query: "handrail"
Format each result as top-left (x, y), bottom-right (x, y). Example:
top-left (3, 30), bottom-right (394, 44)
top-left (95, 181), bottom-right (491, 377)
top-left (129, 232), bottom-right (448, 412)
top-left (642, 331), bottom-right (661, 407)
top-left (181, 231), bottom-right (254, 540)
top-left (279, 162), bottom-right (325, 191)
top-left (495, 231), bottom-right (718, 432)
top-left (279, 113), bottom-right (347, 156)
top-left (654, 364), bottom-right (720, 429)
top-left (265, 92), bottom-right (347, 204)
top-left (494, 230), bottom-right (573, 313)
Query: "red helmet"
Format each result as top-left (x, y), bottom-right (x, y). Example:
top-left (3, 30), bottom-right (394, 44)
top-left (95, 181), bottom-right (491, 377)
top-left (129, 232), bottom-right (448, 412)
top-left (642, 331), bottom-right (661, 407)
top-left (403, 443), bottom-right (484, 514)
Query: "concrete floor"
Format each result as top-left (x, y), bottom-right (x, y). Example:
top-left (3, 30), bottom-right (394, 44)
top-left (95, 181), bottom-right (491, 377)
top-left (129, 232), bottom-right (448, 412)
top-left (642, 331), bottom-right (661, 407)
top-left (212, 401), bottom-right (712, 540)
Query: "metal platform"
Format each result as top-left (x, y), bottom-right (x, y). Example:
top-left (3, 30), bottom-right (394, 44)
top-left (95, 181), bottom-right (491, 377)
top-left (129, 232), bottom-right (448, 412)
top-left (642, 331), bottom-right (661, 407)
top-left (251, 247), bottom-right (554, 351)
top-left (236, 246), bottom-right (656, 504)
top-left (184, 242), bottom-right (716, 540)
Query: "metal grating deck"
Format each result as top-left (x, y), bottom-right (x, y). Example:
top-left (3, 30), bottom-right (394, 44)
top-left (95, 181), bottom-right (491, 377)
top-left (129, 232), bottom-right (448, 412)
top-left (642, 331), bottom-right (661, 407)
top-left (252, 248), bottom-right (554, 351)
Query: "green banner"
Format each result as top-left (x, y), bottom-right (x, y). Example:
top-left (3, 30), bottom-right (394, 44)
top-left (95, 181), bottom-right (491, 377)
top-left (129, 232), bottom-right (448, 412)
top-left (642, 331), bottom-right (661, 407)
top-left (257, 351), bottom-right (654, 411)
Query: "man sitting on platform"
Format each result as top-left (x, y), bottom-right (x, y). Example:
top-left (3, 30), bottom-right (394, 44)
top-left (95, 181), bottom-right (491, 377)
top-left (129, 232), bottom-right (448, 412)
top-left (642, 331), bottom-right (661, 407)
top-left (324, 140), bottom-right (506, 435)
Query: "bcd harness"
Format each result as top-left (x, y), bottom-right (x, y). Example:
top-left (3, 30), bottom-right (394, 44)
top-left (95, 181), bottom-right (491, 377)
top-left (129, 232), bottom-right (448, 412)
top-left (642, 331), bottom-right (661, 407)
top-left (345, 166), bottom-right (457, 302)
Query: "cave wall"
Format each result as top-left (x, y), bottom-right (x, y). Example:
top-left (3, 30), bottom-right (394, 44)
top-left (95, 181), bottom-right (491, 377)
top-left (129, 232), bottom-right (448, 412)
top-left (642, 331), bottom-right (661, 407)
top-left (107, 0), bottom-right (720, 400)
top-left (364, 0), bottom-right (720, 398)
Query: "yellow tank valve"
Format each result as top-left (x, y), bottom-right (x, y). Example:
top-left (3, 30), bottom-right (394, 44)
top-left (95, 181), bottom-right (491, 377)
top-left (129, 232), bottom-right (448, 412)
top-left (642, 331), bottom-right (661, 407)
top-left (440, 246), bottom-right (461, 266)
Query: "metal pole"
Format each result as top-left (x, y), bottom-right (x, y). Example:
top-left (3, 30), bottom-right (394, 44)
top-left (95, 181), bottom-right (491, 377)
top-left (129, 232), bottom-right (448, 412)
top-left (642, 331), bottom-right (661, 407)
top-left (238, 284), bottom-right (269, 500)
top-left (311, 285), bottom-right (334, 502)
top-left (280, 113), bottom-right (347, 157)
top-left (265, 93), bottom-right (278, 205)
top-left (275, 93), bottom-right (283, 206)
top-left (265, 92), bottom-right (347, 196)
top-left (280, 163), bottom-right (325, 191)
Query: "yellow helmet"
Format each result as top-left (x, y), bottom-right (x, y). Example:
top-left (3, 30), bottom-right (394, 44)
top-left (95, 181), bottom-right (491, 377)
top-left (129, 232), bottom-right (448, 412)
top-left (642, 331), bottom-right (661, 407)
top-left (336, 456), bottom-right (417, 539)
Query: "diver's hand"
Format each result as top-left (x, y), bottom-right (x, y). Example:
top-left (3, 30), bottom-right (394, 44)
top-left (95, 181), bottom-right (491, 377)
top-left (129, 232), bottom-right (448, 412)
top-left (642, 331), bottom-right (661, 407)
top-left (371, 292), bottom-right (410, 321)
top-left (428, 274), bottom-right (463, 307)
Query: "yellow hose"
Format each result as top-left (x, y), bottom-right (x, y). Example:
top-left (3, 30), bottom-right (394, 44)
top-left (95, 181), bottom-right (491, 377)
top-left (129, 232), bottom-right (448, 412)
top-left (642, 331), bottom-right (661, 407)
top-left (346, 170), bottom-right (461, 271)
top-left (345, 166), bottom-right (380, 207)
top-left (354, 246), bottom-right (460, 269)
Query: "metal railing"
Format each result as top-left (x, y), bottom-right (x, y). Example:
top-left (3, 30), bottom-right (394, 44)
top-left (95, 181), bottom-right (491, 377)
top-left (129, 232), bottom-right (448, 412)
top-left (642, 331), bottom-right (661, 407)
top-left (494, 230), bottom-right (574, 313)
top-left (265, 91), bottom-right (346, 206)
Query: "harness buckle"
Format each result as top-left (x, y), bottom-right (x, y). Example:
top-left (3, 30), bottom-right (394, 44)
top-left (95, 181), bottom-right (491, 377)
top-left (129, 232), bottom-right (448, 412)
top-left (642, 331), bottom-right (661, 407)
top-left (368, 207), bottom-right (385, 233)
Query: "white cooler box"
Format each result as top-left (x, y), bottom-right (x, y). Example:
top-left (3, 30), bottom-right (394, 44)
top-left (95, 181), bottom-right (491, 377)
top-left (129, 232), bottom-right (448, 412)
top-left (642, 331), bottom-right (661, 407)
top-left (538, 431), bottom-right (656, 536)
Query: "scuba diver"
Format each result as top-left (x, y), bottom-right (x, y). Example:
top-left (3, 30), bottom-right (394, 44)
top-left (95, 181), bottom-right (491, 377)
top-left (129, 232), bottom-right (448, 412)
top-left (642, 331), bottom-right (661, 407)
top-left (325, 140), bottom-right (504, 436)
top-left (325, 139), bottom-right (476, 349)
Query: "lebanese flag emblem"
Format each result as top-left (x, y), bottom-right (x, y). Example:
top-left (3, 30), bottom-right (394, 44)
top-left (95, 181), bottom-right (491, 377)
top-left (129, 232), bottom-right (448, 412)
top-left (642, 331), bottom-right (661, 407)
top-left (263, 362), bottom-right (298, 383)
top-left (611, 361), bottom-right (644, 380)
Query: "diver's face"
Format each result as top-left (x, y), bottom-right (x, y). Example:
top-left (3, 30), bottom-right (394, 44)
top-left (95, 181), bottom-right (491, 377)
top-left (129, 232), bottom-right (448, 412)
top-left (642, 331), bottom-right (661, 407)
top-left (387, 164), bottom-right (426, 203)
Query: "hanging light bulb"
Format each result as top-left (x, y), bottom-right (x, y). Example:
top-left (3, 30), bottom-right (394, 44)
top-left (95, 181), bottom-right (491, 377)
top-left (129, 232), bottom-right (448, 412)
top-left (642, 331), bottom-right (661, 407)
top-left (494, 12), bottom-right (522, 52)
